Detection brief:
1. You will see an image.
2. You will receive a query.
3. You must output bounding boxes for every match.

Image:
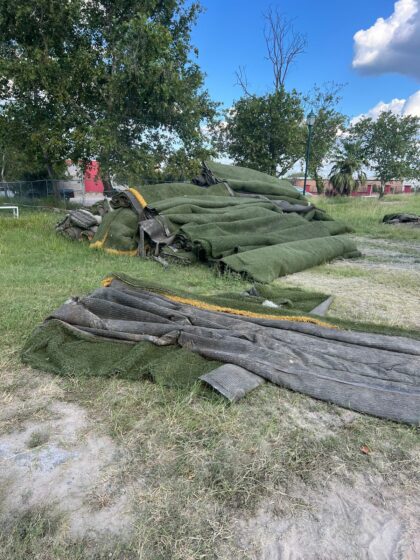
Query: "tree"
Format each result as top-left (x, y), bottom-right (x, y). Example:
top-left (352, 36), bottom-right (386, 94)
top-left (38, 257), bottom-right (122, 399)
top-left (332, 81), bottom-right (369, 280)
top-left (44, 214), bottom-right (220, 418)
top-left (235, 8), bottom-right (306, 96)
top-left (329, 141), bottom-right (367, 196)
top-left (263, 8), bottom-right (307, 91)
top-left (224, 8), bottom-right (307, 176)
top-left (350, 111), bottom-right (420, 197)
top-left (0, 0), bottom-right (89, 189)
top-left (226, 12), bottom-right (345, 180)
top-left (221, 88), bottom-right (305, 176)
top-left (304, 83), bottom-right (347, 190)
top-left (0, 0), bottom-right (216, 187)
top-left (0, 116), bottom-right (56, 181)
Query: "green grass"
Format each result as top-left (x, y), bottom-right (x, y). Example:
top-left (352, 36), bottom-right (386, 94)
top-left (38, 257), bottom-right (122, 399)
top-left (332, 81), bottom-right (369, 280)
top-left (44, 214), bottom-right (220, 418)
top-left (1, 197), bottom-right (419, 559)
top-left (0, 209), bottom-right (245, 349)
top-left (26, 430), bottom-right (50, 449)
top-left (316, 193), bottom-right (420, 239)
top-left (0, 507), bottom-right (134, 560)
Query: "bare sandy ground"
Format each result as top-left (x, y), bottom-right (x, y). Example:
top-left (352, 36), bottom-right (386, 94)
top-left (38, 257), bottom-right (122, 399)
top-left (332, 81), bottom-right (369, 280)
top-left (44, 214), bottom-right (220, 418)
top-left (238, 476), bottom-right (420, 559)
top-left (1, 367), bottom-right (419, 558)
top-left (0, 370), bottom-right (132, 540)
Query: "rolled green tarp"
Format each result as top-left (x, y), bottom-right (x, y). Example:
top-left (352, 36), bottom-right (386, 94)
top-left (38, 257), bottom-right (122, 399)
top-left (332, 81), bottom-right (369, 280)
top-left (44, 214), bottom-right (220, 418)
top-left (90, 207), bottom-right (140, 254)
top-left (225, 179), bottom-right (303, 200)
top-left (221, 235), bottom-right (360, 283)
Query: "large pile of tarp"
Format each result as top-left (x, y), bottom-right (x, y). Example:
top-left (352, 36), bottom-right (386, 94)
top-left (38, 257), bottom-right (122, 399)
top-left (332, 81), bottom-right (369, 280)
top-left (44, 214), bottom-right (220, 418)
top-left (58, 162), bottom-right (360, 282)
top-left (22, 273), bottom-right (420, 424)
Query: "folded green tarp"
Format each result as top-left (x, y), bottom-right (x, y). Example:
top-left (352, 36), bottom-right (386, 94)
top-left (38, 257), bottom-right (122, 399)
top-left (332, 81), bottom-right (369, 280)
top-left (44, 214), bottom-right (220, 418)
top-left (131, 181), bottom-right (230, 204)
top-left (194, 160), bottom-right (303, 190)
top-left (179, 216), bottom-right (352, 261)
top-left (87, 161), bottom-right (359, 280)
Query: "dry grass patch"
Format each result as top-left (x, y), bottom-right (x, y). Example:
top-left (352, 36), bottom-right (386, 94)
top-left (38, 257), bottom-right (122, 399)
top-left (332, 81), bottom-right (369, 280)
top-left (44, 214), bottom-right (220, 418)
top-left (279, 236), bottom-right (420, 329)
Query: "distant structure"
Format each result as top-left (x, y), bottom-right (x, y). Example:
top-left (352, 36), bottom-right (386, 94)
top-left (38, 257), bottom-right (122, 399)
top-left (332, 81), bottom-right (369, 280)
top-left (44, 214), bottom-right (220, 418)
top-left (65, 160), bottom-right (104, 194)
top-left (291, 178), bottom-right (414, 196)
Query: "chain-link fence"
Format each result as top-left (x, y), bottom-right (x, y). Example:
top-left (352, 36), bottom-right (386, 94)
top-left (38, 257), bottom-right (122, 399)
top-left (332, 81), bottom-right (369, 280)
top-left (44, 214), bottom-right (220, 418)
top-left (0, 179), bottom-right (86, 204)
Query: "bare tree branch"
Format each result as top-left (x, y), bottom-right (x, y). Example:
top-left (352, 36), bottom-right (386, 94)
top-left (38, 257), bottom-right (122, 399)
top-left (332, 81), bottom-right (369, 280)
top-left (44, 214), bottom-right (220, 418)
top-left (264, 7), bottom-right (307, 90)
top-left (235, 65), bottom-right (252, 97)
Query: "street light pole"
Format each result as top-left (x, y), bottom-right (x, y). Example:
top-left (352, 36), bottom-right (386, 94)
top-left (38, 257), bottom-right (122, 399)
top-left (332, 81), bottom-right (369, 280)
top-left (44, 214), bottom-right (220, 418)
top-left (303, 111), bottom-right (316, 197)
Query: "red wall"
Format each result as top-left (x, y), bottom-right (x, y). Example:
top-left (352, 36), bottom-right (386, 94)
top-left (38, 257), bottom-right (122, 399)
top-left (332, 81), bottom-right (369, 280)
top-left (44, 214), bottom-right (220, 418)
top-left (84, 161), bottom-right (104, 193)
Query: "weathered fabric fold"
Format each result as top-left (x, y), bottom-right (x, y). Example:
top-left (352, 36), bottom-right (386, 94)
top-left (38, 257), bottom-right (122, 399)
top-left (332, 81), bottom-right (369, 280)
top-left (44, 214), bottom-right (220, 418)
top-left (22, 276), bottom-right (420, 424)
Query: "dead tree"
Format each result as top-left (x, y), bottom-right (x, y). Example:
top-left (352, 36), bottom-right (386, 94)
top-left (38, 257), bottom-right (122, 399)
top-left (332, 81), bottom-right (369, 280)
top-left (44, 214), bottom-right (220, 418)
top-left (235, 65), bottom-right (252, 97)
top-left (264, 7), bottom-right (307, 90)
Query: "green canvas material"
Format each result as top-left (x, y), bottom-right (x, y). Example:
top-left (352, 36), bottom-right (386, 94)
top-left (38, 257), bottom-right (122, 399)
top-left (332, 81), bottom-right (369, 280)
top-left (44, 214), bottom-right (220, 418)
top-left (221, 235), bottom-right (359, 283)
top-left (198, 160), bottom-right (302, 190)
top-left (132, 182), bottom-right (230, 204)
top-left (89, 162), bottom-right (359, 280)
top-left (22, 319), bottom-right (221, 387)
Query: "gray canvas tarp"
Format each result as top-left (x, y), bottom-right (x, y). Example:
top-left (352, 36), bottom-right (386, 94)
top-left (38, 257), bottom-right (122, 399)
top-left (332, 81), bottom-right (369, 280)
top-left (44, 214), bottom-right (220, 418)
top-left (22, 276), bottom-right (420, 425)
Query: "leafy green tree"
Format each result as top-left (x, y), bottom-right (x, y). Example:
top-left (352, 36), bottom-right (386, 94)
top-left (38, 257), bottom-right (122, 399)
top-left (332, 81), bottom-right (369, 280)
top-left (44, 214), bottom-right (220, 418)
top-left (0, 0), bottom-right (216, 188)
top-left (328, 141), bottom-right (367, 196)
top-left (160, 146), bottom-right (216, 182)
top-left (305, 83), bottom-right (346, 190)
top-left (0, 0), bottom-right (87, 186)
top-left (221, 88), bottom-right (305, 176)
top-left (0, 116), bottom-right (58, 181)
top-left (350, 111), bottom-right (420, 197)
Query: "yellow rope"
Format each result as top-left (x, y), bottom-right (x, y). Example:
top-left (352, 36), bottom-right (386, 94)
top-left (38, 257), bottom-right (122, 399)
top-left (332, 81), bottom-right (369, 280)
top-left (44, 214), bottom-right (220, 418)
top-left (101, 278), bottom-right (333, 328)
top-left (104, 248), bottom-right (138, 256)
top-left (128, 187), bottom-right (147, 208)
top-left (90, 231), bottom-right (108, 249)
top-left (164, 294), bottom-right (332, 327)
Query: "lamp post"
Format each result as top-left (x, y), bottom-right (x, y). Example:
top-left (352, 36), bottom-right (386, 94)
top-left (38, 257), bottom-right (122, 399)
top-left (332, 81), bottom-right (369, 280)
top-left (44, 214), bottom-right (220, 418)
top-left (303, 110), bottom-right (316, 196)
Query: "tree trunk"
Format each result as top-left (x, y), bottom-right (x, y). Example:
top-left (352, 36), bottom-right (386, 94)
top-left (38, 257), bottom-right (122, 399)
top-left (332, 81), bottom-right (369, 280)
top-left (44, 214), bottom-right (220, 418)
top-left (314, 171), bottom-right (324, 194)
top-left (1, 152), bottom-right (5, 184)
top-left (44, 155), bottom-right (59, 199)
top-left (101, 167), bottom-right (113, 196)
top-left (379, 180), bottom-right (385, 199)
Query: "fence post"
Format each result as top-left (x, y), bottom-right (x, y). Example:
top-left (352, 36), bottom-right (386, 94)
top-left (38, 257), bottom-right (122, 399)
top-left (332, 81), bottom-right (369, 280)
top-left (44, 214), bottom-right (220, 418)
top-left (82, 175), bottom-right (85, 206)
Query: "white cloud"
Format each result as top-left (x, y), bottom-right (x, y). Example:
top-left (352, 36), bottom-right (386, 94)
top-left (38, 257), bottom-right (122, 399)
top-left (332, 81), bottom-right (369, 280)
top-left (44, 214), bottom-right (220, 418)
top-left (352, 0), bottom-right (420, 78)
top-left (351, 89), bottom-right (420, 124)
top-left (403, 89), bottom-right (420, 115)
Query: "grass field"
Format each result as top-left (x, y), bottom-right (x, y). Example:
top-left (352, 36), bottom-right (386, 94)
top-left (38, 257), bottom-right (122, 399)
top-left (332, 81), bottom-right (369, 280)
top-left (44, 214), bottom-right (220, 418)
top-left (0, 194), bottom-right (419, 559)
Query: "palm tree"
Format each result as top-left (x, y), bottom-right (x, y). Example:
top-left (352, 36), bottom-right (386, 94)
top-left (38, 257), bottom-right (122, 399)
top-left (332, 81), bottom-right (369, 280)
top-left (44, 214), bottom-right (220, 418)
top-left (329, 142), bottom-right (367, 196)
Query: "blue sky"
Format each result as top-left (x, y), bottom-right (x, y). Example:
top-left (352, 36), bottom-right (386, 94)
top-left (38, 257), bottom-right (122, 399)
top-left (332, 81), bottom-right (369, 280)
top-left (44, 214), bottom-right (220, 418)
top-left (191, 0), bottom-right (420, 119)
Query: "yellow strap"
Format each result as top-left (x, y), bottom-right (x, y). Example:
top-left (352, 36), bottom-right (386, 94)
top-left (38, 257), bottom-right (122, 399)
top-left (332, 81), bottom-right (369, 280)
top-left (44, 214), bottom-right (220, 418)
top-left (90, 232), bottom-right (108, 249)
top-left (103, 248), bottom-right (138, 256)
top-left (101, 278), bottom-right (333, 328)
top-left (164, 294), bottom-right (333, 328)
top-left (128, 187), bottom-right (147, 208)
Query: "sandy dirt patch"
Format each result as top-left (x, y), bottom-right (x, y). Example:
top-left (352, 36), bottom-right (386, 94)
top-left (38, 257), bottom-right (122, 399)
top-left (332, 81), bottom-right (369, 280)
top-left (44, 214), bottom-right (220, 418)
top-left (0, 370), bottom-right (134, 540)
top-left (238, 473), bottom-right (420, 560)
